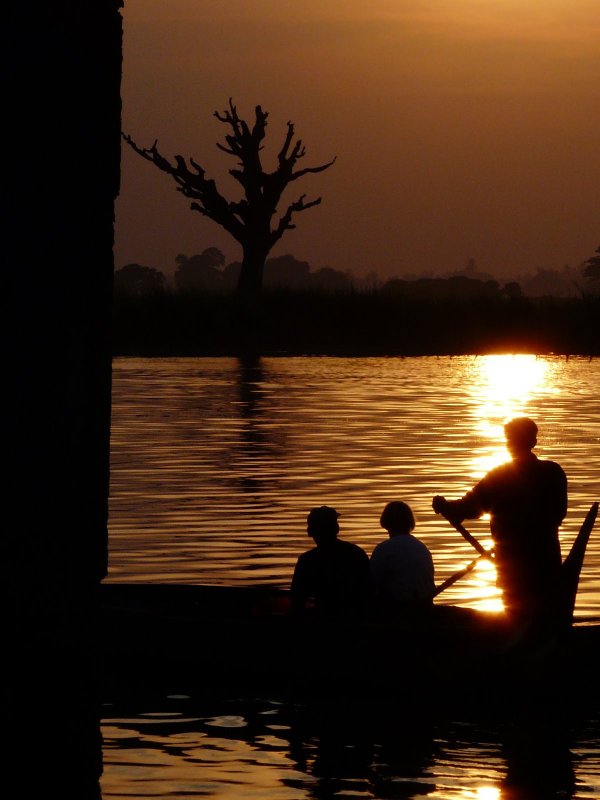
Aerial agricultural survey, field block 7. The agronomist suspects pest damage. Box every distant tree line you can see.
[115,250,354,296]
[115,245,600,300]
[583,246,600,282]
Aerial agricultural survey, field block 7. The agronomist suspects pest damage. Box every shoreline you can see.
[112,291,600,358]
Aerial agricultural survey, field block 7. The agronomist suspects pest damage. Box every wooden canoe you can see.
[98,503,598,708]
[97,582,599,708]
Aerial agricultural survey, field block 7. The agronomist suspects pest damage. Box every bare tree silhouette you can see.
[123,100,335,299]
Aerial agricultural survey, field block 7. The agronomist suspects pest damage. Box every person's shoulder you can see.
[410,534,432,551]
[404,535,433,557]
[540,458,567,479]
[369,539,391,562]
[482,460,513,481]
[296,546,319,565]
[472,462,510,494]
[370,538,390,554]
[542,457,565,471]
[339,538,369,560]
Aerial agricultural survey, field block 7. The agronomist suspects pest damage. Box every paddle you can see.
[432,502,495,597]
[432,498,494,559]
[433,551,492,597]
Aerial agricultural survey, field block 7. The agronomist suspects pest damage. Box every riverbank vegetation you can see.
[112,286,600,357]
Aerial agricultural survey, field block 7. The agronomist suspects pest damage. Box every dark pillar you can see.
[6,3,123,794]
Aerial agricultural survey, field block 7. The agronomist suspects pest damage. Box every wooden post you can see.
[6,2,123,791]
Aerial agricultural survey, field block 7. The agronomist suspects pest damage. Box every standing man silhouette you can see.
[433,417,567,622]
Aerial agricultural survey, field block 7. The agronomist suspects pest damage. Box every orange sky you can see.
[116,0,600,278]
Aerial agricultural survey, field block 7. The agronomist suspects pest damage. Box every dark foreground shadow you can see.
[9,587,104,799]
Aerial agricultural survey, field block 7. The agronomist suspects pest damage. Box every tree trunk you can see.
[238,242,270,299]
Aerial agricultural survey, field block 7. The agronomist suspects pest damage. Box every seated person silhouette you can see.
[370,501,435,617]
[290,506,371,618]
[433,417,567,624]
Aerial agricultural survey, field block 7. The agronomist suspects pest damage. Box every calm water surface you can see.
[102,355,600,799]
[106,355,600,615]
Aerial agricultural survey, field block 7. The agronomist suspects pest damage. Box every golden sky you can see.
[116,0,600,278]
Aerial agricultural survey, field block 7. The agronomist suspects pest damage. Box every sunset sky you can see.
[116,0,600,279]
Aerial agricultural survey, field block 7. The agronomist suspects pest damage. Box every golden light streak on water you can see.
[433,788,501,800]
[475,788,500,800]
[454,788,501,800]
[467,559,504,612]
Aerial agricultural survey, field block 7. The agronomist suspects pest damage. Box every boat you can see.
[98,504,599,709]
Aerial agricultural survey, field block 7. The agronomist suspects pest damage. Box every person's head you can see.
[380,501,415,536]
[307,505,340,545]
[504,417,538,458]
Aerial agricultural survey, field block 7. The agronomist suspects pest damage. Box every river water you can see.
[101,355,600,798]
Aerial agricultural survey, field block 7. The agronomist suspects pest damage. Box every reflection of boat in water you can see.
[99,504,598,708]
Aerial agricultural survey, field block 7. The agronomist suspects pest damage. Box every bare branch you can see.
[290,139,306,162]
[189,157,205,178]
[214,101,268,158]
[277,121,295,164]
[215,142,237,156]
[121,131,244,242]
[271,194,322,245]
[291,156,337,182]
[273,117,336,185]
[251,105,269,145]
[214,98,242,135]
[229,168,245,186]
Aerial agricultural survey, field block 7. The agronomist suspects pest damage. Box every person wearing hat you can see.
[370,501,435,617]
[432,417,567,622]
[290,506,371,617]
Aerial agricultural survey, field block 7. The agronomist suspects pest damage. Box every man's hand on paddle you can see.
[432,495,494,560]
[433,495,463,526]
[432,495,457,520]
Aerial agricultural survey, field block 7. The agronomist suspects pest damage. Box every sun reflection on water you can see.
[472,788,500,800]
[469,560,503,612]
[470,354,554,480]
[432,781,502,799]
[457,355,557,612]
